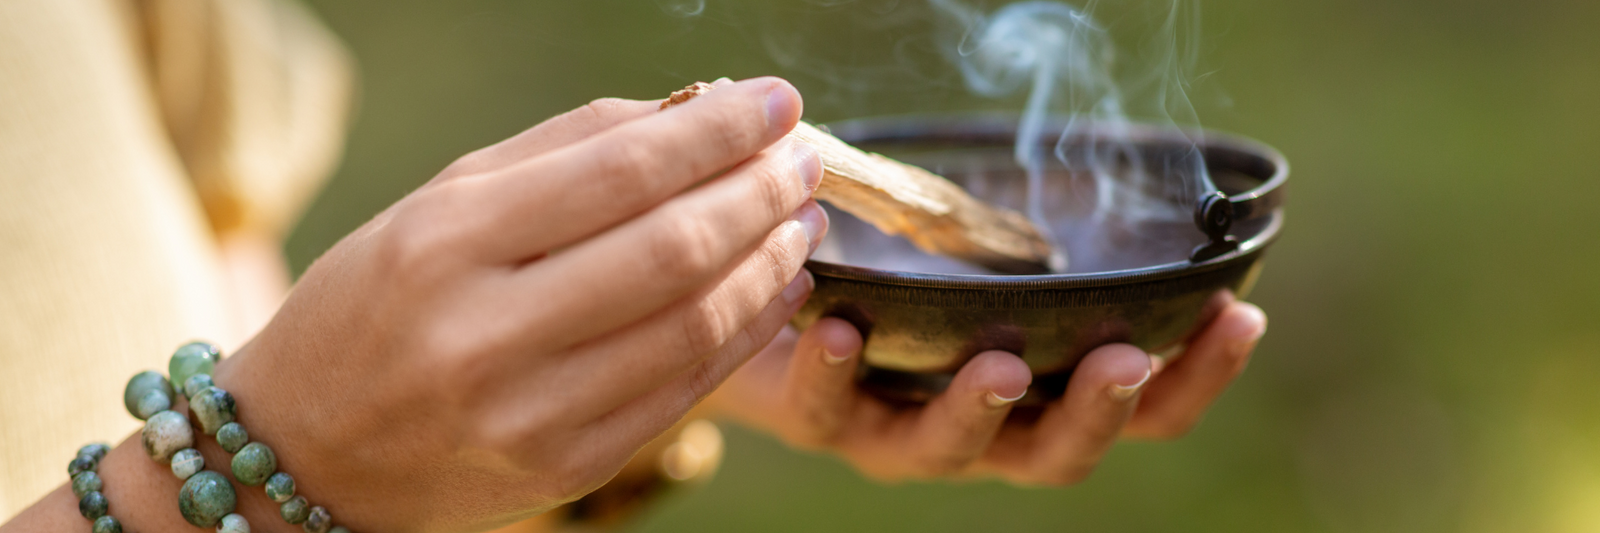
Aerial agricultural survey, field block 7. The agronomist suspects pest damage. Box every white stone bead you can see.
[141,410,194,462]
[216,513,250,533]
[171,448,204,479]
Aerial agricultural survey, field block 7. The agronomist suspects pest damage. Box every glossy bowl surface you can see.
[793,115,1287,404]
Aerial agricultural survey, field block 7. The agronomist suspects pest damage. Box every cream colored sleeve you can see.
[0,0,353,519]
[139,0,357,237]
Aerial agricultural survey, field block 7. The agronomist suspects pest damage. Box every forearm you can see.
[1,485,81,532]
[5,433,200,532]
[2,382,311,533]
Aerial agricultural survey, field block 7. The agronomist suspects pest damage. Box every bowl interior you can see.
[813,117,1278,276]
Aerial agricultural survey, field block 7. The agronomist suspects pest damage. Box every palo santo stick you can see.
[662,82,1059,274]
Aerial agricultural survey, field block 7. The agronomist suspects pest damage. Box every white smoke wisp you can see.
[930,0,1218,271]
[656,0,707,18]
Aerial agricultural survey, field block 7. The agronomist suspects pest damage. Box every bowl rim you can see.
[805,114,1287,290]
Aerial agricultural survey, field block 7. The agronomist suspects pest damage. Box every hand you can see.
[191,78,826,532]
[710,298,1267,485]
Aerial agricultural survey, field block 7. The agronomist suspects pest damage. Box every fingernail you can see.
[1230,303,1268,355]
[792,142,822,196]
[987,390,1026,408]
[782,269,814,307]
[765,84,801,132]
[1149,354,1167,375]
[712,77,735,87]
[822,347,852,366]
[1108,365,1153,402]
[794,201,828,254]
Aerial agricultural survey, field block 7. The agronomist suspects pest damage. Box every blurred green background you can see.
[287,0,1600,531]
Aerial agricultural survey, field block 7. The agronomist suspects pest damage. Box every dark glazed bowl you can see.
[791,115,1287,405]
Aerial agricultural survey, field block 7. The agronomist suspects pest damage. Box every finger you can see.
[539,202,825,418]
[432,98,662,183]
[776,317,866,449]
[983,344,1151,486]
[704,325,801,423]
[1123,302,1266,440]
[895,350,1032,477]
[514,141,823,351]
[461,77,805,260]
[587,269,816,453]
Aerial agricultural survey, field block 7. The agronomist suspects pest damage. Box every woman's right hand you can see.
[185,78,825,533]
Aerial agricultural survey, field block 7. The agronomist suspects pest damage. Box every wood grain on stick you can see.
[661,82,1058,274]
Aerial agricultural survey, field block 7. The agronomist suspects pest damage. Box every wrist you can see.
[100,401,305,533]
[211,337,438,532]
[205,348,362,532]
[5,348,363,533]
[2,428,266,533]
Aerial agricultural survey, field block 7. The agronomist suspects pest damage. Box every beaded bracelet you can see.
[104,341,352,533]
[66,442,121,532]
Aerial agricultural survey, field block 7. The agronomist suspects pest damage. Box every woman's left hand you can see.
[709,298,1267,485]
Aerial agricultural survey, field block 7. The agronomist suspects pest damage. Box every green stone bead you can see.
[302,506,331,533]
[280,496,311,524]
[135,389,173,420]
[231,442,276,486]
[68,455,97,477]
[178,471,237,527]
[78,491,108,519]
[328,527,351,533]
[175,340,223,362]
[71,471,103,498]
[189,386,237,435]
[183,374,215,399]
[169,342,220,393]
[91,515,122,533]
[217,422,249,453]
[264,472,295,503]
[171,448,204,479]
[77,443,111,462]
[141,410,194,462]
[218,513,251,533]
[124,371,174,420]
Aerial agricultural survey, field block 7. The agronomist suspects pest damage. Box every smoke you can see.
[652,0,1222,273]
[930,0,1217,272]
[655,0,707,17]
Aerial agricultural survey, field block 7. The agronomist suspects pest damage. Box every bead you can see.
[169,342,221,393]
[71,471,103,498]
[178,471,237,527]
[141,410,194,461]
[175,340,223,362]
[92,515,122,533]
[78,490,108,519]
[329,528,351,533]
[135,389,173,420]
[68,455,97,477]
[184,374,216,399]
[171,448,205,479]
[265,472,296,503]
[124,370,174,420]
[280,496,311,524]
[190,386,237,435]
[217,422,249,453]
[231,442,276,486]
[302,506,331,533]
[78,443,111,462]
[218,513,251,533]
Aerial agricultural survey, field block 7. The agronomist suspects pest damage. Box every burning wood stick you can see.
[662,82,1058,274]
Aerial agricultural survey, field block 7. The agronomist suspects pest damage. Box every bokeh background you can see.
[286,1,1600,531]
